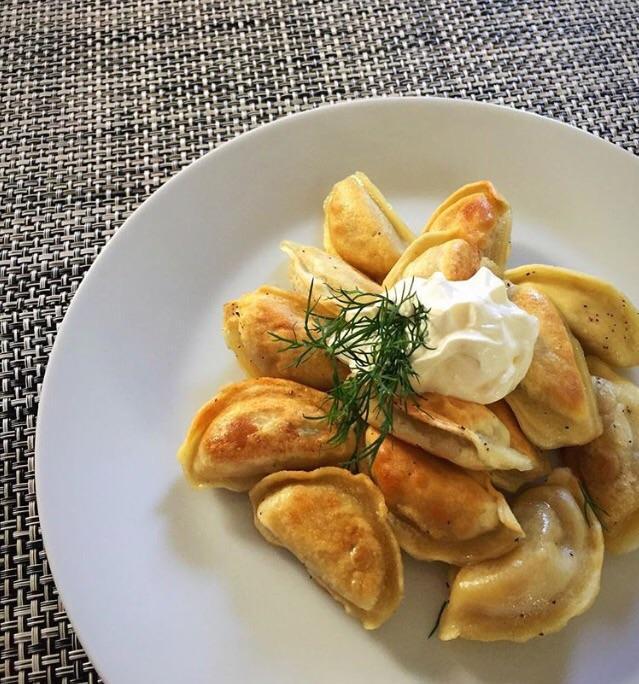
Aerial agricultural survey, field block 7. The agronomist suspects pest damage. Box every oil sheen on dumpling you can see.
[423,181,512,270]
[249,467,403,629]
[178,378,355,491]
[505,283,602,449]
[401,238,481,281]
[367,393,537,472]
[383,237,481,289]
[223,286,343,391]
[487,400,552,492]
[280,241,381,312]
[382,228,460,288]
[564,357,639,553]
[506,264,639,367]
[438,468,604,642]
[323,172,414,283]
[361,429,523,565]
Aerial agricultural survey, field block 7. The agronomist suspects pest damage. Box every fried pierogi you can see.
[564,357,639,554]
[438,468,604,642]
[367,393,537,472]
[224,286,343,390]
[487,400,551,492]
[177,171,637,641]
[505,283,602,449]
[394,237,481,284]
[280,240,381,312]
[178,378,355,490]
[423,181,512,270]
[382,228,463,288]
[323,172,414,282]
[506,264,639,367]
[361,429,523,565]
[250,467,403,629]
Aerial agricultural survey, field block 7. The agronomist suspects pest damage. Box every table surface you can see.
[1,1,638,682]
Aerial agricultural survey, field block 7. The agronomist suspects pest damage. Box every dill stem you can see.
[270,280,431,465]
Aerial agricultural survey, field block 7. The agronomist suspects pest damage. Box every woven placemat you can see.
[1,0,637,681]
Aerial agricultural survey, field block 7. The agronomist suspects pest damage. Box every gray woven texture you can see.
[1,0,638,681]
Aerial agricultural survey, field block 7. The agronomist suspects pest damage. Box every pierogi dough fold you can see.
[361,429,523,565]
[250,467,403,629]
[178,378,356,490]
[439,468,603,642]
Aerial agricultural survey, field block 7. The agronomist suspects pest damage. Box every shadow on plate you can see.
[159,477,639,684]
[372,550,639,684]
[158,479,256,569]
[368,555,575,684]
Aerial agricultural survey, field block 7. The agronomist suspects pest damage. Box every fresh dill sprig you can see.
[428,600,449,639]
[269,279,431,467]
[579,481,609,530]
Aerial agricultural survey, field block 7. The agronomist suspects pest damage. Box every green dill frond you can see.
[579,480,608,530]
[428,600,449,639]
[579,480,609,530]
[269,279,431,466]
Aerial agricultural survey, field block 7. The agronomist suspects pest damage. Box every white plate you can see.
[37,98,639,684]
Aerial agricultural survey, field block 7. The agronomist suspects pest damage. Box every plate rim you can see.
[34,95,639,682]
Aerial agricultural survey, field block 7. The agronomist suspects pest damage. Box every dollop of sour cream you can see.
[341,267,539,404]
[397,267,539,403]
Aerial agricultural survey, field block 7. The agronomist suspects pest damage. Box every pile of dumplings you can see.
[178,174,639,641]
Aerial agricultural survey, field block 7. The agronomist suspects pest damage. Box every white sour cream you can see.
[341,267,539,404]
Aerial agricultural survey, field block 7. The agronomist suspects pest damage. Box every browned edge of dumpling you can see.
[382,227,460,288]
[422,181,512,269]
[177,378,355,491]
[368,393,537,472]
[360,428,523,565]
[222,284,342,391]
[401,238,482,282]
[505,282,603,449]
[249,466,403,629]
